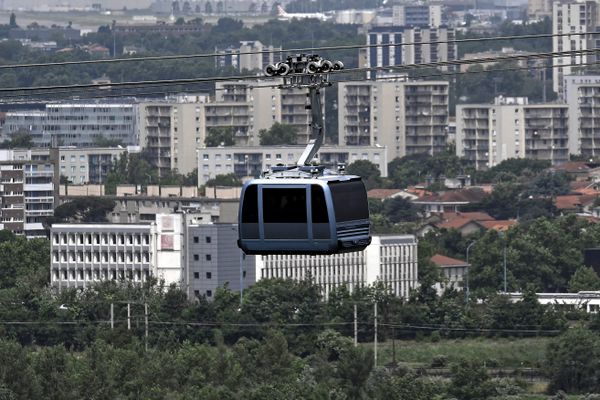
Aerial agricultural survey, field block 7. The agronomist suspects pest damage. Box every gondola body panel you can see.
[238,176,371,255]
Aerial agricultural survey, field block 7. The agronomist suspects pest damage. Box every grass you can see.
[372,337,551,369]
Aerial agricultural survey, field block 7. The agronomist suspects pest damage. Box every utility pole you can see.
[353,304,358,347]
[110,303,114,330]
[127,303,131,330]
[374,302,378,367]
[144,302,149,352]
[503,243,507,293]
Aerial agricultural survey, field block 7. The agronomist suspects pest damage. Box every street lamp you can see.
[465,241,476,306]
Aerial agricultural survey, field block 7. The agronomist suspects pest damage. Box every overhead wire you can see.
[0,47,596,101]
[0,30,592,71]
[0,47,595,98]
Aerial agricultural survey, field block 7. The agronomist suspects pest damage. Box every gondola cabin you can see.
[238,174,371,255]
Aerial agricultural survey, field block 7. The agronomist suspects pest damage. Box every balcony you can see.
[25,171,53,178]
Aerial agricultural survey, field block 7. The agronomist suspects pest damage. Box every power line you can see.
[1,49,596,101]
[0,47,592,97]
[0,30,591,71]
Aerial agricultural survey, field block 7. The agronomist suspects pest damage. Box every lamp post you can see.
[465,241,476,306]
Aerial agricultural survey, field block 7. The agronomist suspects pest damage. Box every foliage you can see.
[205,127,235,147]
[92,135,123,147]
[382,197,419,223]
[346,160,382,190]
[568,266,600,293]
[474,158,551,184]
[50,197,116,223]
[0,131,33,149]
[447,359,496,400]
[205,173,242,187]
[258,123,297,146]
[546,326,600,394]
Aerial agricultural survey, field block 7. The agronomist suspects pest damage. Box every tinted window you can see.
[263,188,307,223]
[241,185,258,223]
[329,180,369,222]
[311,185,329,223]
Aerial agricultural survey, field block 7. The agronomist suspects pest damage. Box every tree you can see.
[382,196,419,223]
[568,266,600,292]
[346,160,382,190]
[93,135,123,147]
[51,197,116,223]
[546,326,600,393]
[258,123,297,146]
[205,1,213,13]
[0,131,33,149]
[336,346,374,399]
[205,173,241,187]
[447,359,495,400]
[9,13,17,27]
[205,127,235,147]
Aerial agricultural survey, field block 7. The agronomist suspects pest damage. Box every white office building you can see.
[256,235,418,299]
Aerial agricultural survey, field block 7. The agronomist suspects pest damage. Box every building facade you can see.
[50,214,184,289]
[256,235,418,299]
[186,223,256,299]
[216,41,282,72]
[197,145,388,185]
[552,0,600,95]
[338,79,449,159]
[366,26,456,80]
[392,5,443,27]
[564,75,600,157]
[3,103,138,148]
[456,96,569,170]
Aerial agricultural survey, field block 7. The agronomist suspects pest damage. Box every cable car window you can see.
[328,180,369,222]
[263,188,307,239]
[311,185,330,239]
[241,185,259,239]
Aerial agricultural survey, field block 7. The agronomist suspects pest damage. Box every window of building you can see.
[206,290,212,297]
[193,236,199,243]
[206,272,212,279]
[193,254,199,261]
[205,236,211,243]
[206,254,212,261]
[194,272,200,279]
[194,290,200,296]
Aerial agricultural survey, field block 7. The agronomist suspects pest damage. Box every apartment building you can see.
[186,223,256,300]
[552,0,600,95]
[0,158,58,238]
[256,235,418,299]
[456,96,569,170]
[338,79,449,159]
[197,145,388,185]
[50,214,184,289]
[392,4,443,27]
[528,0,553,18]
[138,98,206,177]
[215,40,282,72]
[366,26,456,80]
[3,103,139,148]
[564,75,600,157]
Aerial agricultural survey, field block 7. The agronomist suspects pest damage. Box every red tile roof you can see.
[443,211,494,222]
[431,254,469,267]
[553,161,593,173]
[415,188,488,204]
[367,189,406,200]
[437,219,483,230]
[555,194,597,210]
[479,220,517,232]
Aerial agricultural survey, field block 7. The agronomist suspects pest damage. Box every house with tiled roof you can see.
[431,254,469,293]
[412,188,488,217]
[552,161,600,181]
[367,189,418,201]
[554,194,597,214]
[479,219,518,232]
[416,211,516,236]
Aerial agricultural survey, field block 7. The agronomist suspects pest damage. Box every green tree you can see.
[382,196,419,223]
[546,326,600,393]
[205,127,236,147]
[205,173,241,187]
[9,13,16,27]
[447,359,495,400]
[51,197,116,223]
[336,345,374,399]
[568,266,600,292]
[258,123,297,146]
[346,160,382,190]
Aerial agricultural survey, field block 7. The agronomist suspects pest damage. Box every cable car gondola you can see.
[237,54,371,255]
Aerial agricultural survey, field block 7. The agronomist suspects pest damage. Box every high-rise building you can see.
[0,158,58,238]
[456,96,569,170]
[365,26,456,80]
[552,0,600,95]
[215,41,282,72]
[338,79,449,159]
[528,0,553,18]
[392,4,443,27]
[255,235,418,299]
[563,74,600,157]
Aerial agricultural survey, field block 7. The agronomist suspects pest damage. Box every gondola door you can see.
[259,185,310,242]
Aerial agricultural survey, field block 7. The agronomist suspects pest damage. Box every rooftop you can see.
[431,254,469,268]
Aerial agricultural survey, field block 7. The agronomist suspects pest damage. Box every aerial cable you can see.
[0,30,593,71]
[0,47,594,96]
